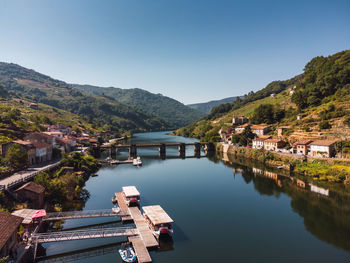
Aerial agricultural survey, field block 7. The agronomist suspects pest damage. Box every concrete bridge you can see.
[101,142,215,158]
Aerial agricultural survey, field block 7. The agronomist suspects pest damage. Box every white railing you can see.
[44,209,128,221]
[31,227,138,243]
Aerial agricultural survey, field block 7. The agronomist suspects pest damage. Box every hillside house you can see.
[270,93,276,97]
[28,103,38,109]
[252,137,268,149]
[43,131,64,138]
[24,132,56,147]
[263,139,285,151]
[0,212,23,258]
[293,140,312,155]
[13,140,36,165]
[32,142,52,163]
[277,126,290,137]
[251,125,270,135]
[47,124,72,135]
[14,182,45,209]
[232,115,248,125]
[309,140,336,158]
[235,123,249,134]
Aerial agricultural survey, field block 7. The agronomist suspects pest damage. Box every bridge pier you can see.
[129,144,137,158]
[204,143,215,153]
[109,146,116,158]
[178,143,185,158]
[158,144,166,159]
[194,143,201,157]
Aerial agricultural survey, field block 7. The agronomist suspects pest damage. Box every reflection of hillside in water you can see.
[218,152,350,251]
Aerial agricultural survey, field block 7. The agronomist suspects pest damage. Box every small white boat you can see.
[118,244,136,262]
[112,206,120,214]
[133,157,142,166]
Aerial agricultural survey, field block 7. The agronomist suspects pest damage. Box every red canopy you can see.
[32,209,46,219]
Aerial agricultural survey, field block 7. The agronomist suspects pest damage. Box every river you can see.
[39,131,350,263]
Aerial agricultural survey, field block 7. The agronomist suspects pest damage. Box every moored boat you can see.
[118,243,136,263]
[133,156,142,166]
[142,205,174,238]
[122,186,140,206]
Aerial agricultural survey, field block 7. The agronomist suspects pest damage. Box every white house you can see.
[252,138,267,149]
[309,140,336,158]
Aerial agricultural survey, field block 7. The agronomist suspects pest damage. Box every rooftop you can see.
[294,140,313,146]
[15,181,45,194]
[310,140,336,146]
[122,186,140,197]
[142,205,173,225]
[0,212,23,249]
[251,124,269,129]
[11,209,36,224]
[265,139,283,143]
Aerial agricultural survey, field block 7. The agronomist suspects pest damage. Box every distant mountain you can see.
[0,62,170,134]
[187,96,242,114]
[71,84,204,128]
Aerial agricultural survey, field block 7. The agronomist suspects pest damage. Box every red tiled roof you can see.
[294,140,312,146]
[0,212,23,250]
[251,125,269,129]
[310,140,336,146]
[265,139,283,143]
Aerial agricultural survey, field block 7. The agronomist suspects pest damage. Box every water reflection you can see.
[220,152,350,251]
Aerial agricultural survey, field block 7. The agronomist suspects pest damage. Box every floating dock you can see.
[115,191,158,263]
[115,192,132,222]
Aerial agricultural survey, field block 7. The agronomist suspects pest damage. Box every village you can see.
[219,115,343,159]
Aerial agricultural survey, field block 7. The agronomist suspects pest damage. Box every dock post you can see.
[178,143,185,158]
[129,144,137,158]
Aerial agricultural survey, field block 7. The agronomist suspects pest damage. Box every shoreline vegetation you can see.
[0,151,100,213]
[221,144,350,184]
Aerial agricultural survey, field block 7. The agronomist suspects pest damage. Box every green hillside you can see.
[187,96,242,114]
[175,50,350,142]
[0,62,170,135]
[0,98,97,141]
[71,84,204,128]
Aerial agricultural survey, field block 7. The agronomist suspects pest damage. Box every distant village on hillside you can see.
[220,115,344,159]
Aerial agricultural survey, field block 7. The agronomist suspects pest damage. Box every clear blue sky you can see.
[0,0,349,104]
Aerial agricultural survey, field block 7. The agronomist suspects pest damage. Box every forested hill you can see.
[71,84,204,128]
[187,96,242,114]
[175,50,350,142]
[0,62,170,134]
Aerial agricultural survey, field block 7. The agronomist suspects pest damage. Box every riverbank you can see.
[220,143,350,184]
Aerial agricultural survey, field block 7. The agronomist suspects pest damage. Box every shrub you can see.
[319,120,332,129]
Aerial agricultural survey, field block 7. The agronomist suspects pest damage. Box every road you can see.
[0,160,61,190]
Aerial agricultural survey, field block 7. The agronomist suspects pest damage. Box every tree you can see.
[4,144,28,170]
[319,120,332,129]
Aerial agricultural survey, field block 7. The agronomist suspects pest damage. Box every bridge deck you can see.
[31,227,137,243]
[102,142,205,148]
[43,209,129,221]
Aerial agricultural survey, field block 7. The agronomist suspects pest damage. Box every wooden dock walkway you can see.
[128,236,152,263]
[115,192,132,221]
[115,192,158,263]
[128,207,158,248]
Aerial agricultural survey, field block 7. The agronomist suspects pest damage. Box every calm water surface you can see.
[40,131,350,262]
